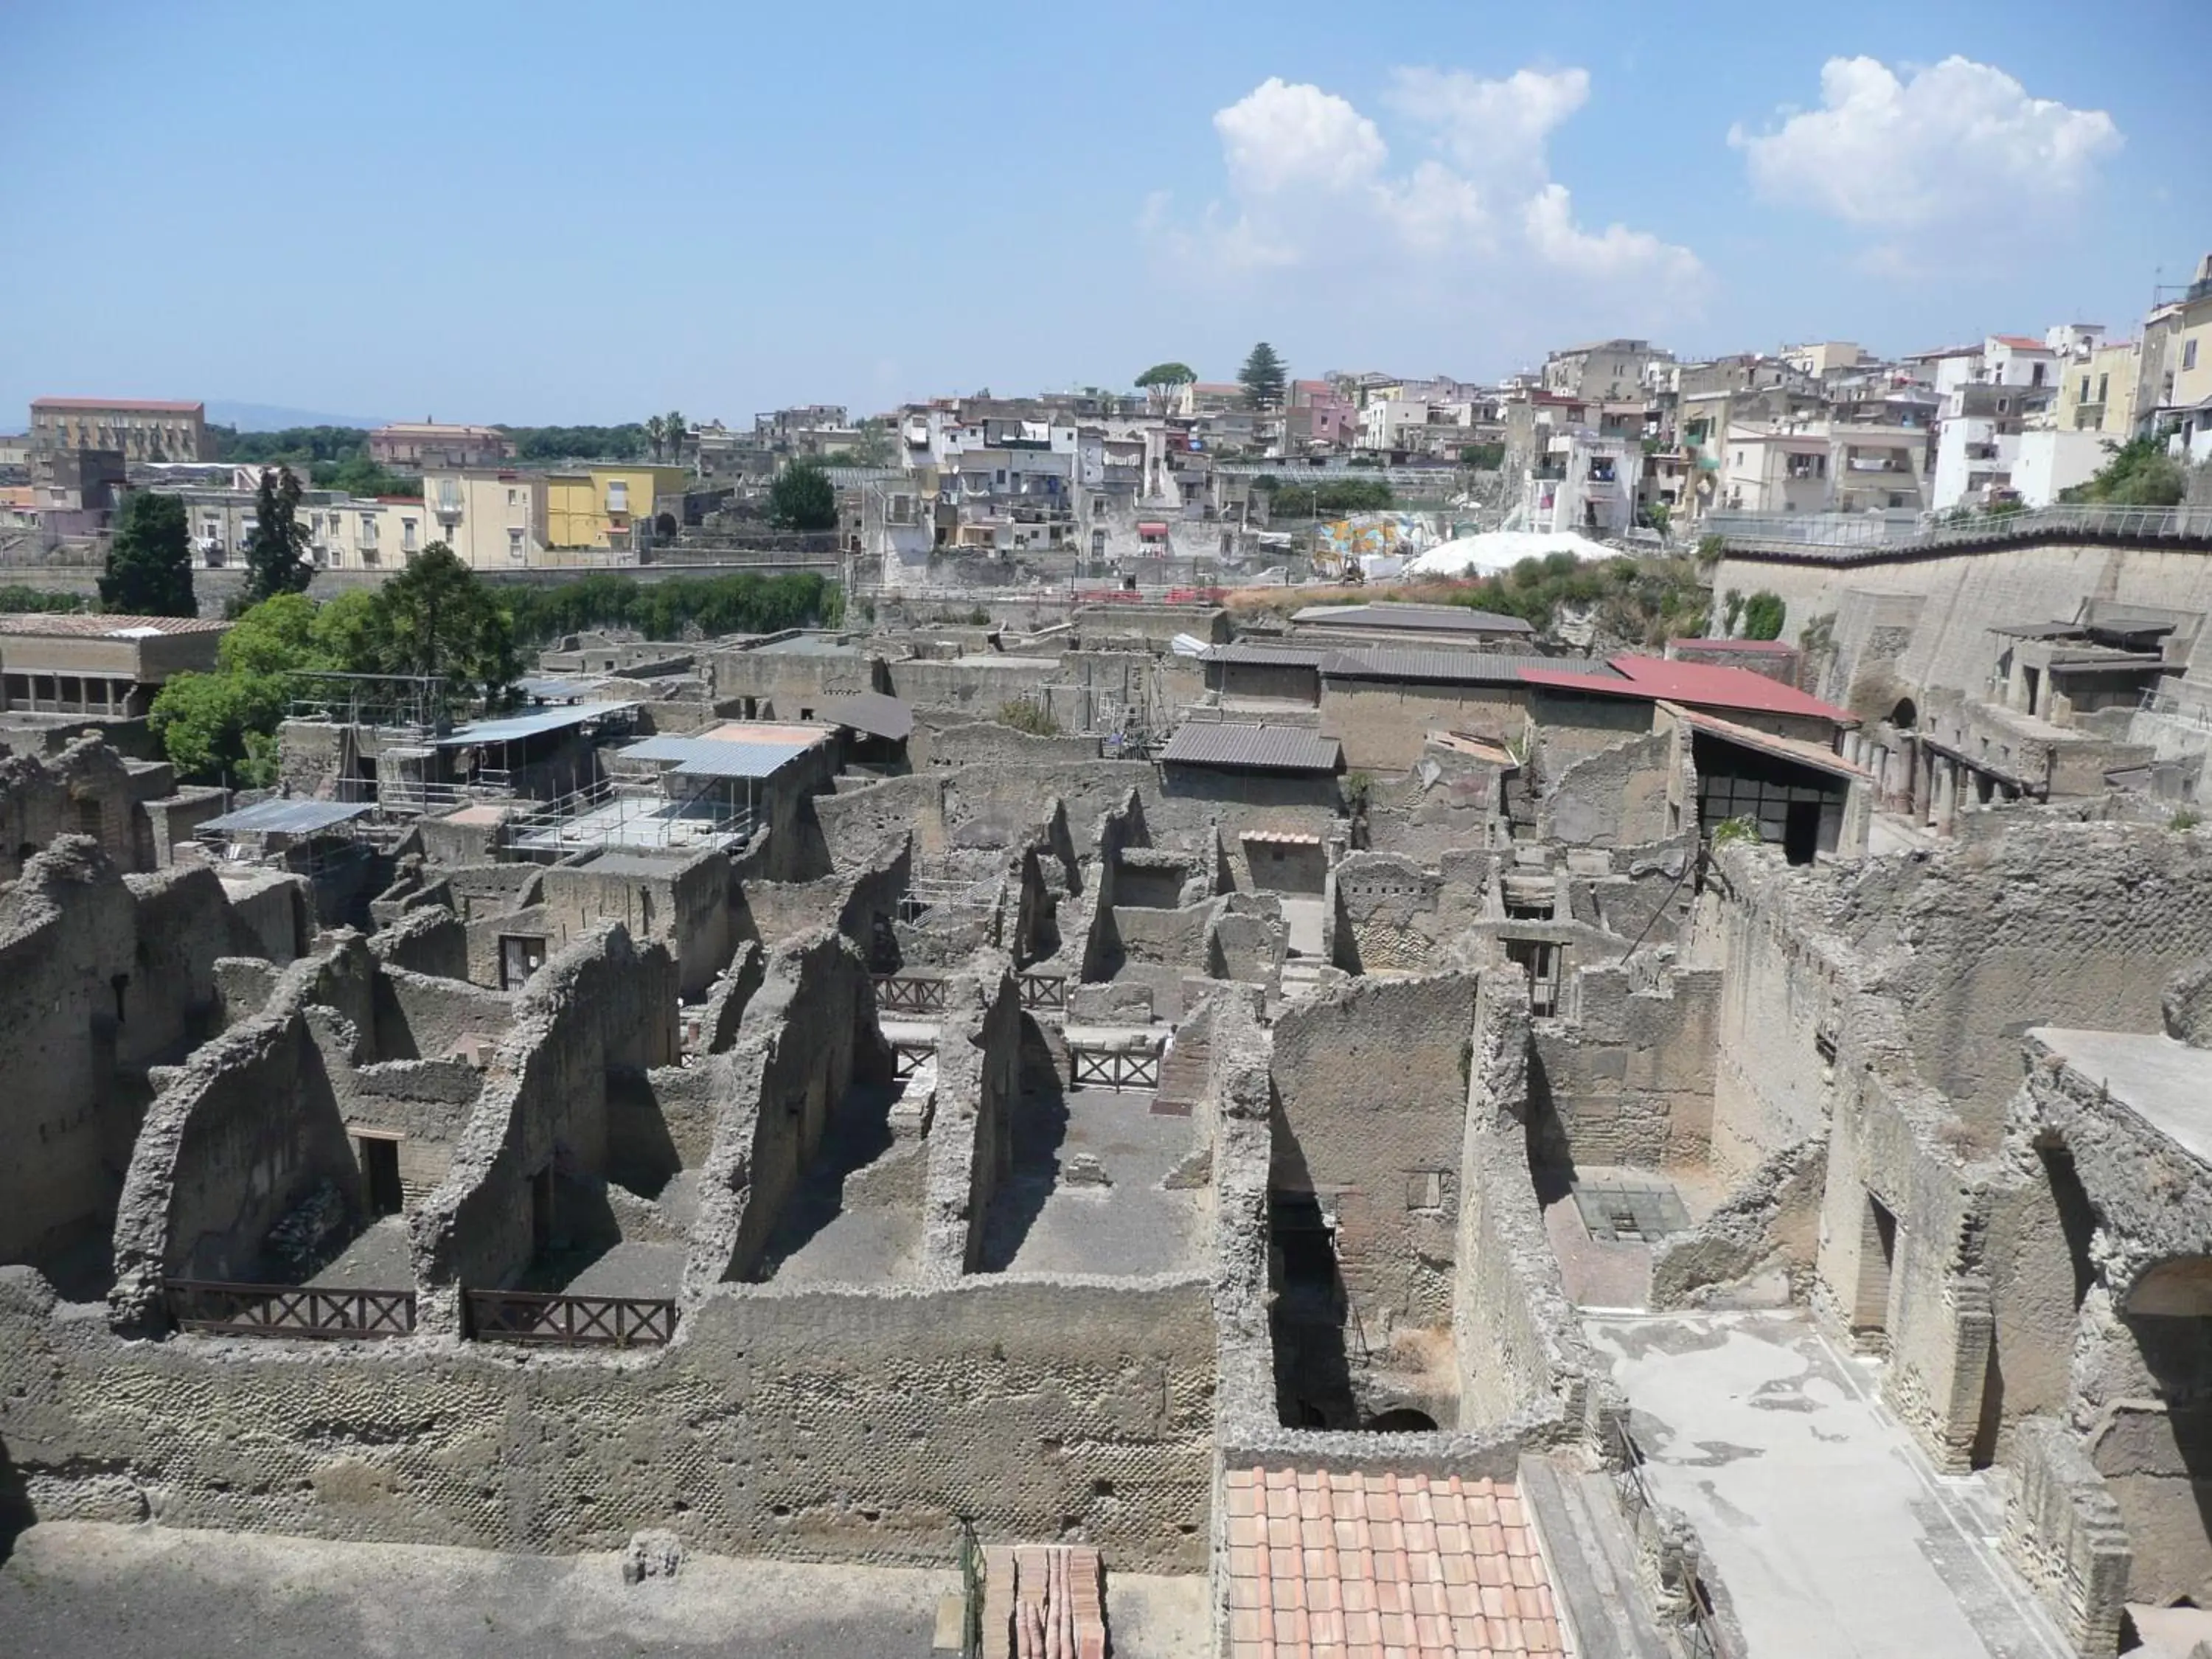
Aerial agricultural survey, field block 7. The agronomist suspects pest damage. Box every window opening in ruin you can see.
[500,935,546,990]
[1503,937,1559,1017]
[1365,1408,1439,1433]
[360,1135,403,1217]
[1271,1191,1336,1292]
[2039,1143,2099,1312]
[1855,1192,1899,1342]
[1783,801,1821,866]
[1405,1170,1446,1212]
[1891,698,1918,729]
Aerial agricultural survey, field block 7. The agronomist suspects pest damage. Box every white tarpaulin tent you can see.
[1405,529,1615,578]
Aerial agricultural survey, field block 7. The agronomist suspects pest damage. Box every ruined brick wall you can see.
[539,851,734,1001]
[369,966,512,1062]
[1331,852,1490,975]
[0,737,142,880]
[1270,974,1476,1338]
[1531,962,1720,1169]
[1320,681,1524,772]
[0,1268,1214,1571]
[921,960,1024,1276]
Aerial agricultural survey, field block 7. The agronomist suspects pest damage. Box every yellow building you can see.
[545,465,691,552]
[423,467,549,568]
[2053,338,2142,434]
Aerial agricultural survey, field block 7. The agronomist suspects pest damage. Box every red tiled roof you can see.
[1222,1467,1565,1658]
[1992,335,2052,352]
[32,397,204,414]
[0,612,228,636]
[1520,655,1854,724]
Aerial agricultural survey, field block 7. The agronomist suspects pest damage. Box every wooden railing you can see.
[464,1289,676,1348]
[874,973,949,1013]
[1070,1046,1159,1091]
[1016,971,1068,1012]
[164,1279,416,1340]
[890,1037,938,1080]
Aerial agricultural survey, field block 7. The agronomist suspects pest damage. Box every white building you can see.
[1523,430,1643,535]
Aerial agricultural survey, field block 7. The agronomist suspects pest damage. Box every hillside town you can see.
[8,12,2212,1647]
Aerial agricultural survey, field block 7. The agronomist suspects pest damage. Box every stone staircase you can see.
[1152,1022,1210,1116]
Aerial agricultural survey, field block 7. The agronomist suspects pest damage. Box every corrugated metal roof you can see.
[1519,656,1856,724]
[619,735,813,779]
[1203,641,1335,667]
[1677,706,1870,780]
[815,689,914,741]
[435,702,637,747]
[1291,602,1534,635]
[201,799,374,835]
[1325,648,1621,686]
[518,676,596,701]
[1158,722,1342,772]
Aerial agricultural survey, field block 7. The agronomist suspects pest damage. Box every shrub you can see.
[998,699,1060,737]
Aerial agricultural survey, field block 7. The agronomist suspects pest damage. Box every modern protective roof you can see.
[1519,655,1855,724]
[0,612,229,637]
[1203,641,1336,668]
[1158,721,1342,773]
[1675,706,1870,781]
[435,702,636,747]
[1292,602,1534,636]
[517,676,597,702]
[1325,648,1621,686]
[1666,637,1798,654]
[619,734,817,779]
[814,689,914,741]
[200,799,373,835]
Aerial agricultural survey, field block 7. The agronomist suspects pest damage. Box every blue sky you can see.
[2,0,2205,428]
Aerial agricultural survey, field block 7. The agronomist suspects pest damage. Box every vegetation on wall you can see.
[1256,476,1395,515]
[1436,551,1712,646]
[501,424,650,462]
[997,699,1061,737]
[1739,591,1787,641]
[0,585,88,614]
[2060,434,2188,507]
[99,493,197,617]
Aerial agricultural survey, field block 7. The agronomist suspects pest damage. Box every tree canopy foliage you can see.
[2061,435,2189,507]
[100,492,196,616]
[1739,591,1787,641]
[1135,362,1196,389]
[1238,341,1287,411]
[1262,477,1394,516]
[242,467,314,605]
[503,571,839,644]
[501,424,649,462]
[1433,552,1712,647]
[767,458,838,531]
[0,585,88,615]
[150,550,519,785]
[212,425,369,465]
[309,455,420,498]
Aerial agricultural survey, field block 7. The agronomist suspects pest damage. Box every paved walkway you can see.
[1584,1310,2071,1659]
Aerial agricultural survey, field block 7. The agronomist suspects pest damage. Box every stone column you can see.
[1934,759,1959,837]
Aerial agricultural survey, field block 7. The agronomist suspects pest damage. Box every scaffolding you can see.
[504,776,757,858]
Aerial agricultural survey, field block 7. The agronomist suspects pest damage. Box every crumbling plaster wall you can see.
[0,736,144,880]
[920,959,1026,1278]
[1537,728,1678,849]
[540,850,734,1001]
[1332,850,1492,976]
[1270,974,1476,1339]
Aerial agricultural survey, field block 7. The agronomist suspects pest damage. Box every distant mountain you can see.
[205,400,392,432]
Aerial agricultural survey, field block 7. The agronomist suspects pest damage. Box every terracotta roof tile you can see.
[1225,1467,1565,1658]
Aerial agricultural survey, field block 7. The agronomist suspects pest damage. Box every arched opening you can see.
[1363,1408,1439,1433]
[1889,697,1918,730]
[2106,1256,2212,1603]
[653,511,678,542]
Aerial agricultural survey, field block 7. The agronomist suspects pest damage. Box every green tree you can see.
[768,459,838,531]
[664,409,687,466]
[242,467,313,603]
[149,671,287,785]
[358,543,519,697]
[1135,361,1197,413]
[1740,591,1787,641]
[1458,441,1506,470]
[1237,341,1287,411]
[310,587,383,669]
[841,419,895,467]
[217,591,325,676]
[310,454,420,498]
[99,492,196,616]
[644,414,669,461]
[2062,434,2187,507]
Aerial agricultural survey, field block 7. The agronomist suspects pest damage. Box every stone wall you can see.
[0,1267,1214,1571]
[1332,850,1492,975]
[1537,730,1678,849]
[920,959,1026,1276]
[1531,961,1720,1170]
[539,849,734,1000]
[1319,681,1526,772]
[1270,974,1476,1338]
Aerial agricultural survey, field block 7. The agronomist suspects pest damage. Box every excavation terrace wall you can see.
[0,1267,1214,1570]
[1531,961,1720,1171]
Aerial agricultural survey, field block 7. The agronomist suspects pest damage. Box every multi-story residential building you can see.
[754,406,850,448]
[546,465,692,552]
[300,497,425,571]
[366,422,516,469]
[1520,427,1643,535]
[424,468,549,567]
[1283,381,1355,451]
[0,434,29,467]
[2138,254,2212,462]
[1541,338,1672,403]
[30,398,212,462]
[2053,337,2141,434]
[1717,422,1929,515]
[1781,342,1869,378]
[1931,383,2052,509]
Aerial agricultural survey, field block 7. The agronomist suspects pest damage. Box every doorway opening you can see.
[359,1135,403,1217]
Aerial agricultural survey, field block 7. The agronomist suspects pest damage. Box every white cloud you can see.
[1214,77,1385,196]
[1730,55,2122,229]
[1146,66,1701,310]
